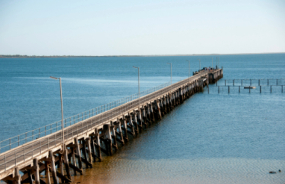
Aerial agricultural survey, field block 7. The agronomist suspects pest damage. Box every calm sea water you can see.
[0,54,285,183]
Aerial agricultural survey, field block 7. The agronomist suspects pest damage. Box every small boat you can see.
[244,86,256,89]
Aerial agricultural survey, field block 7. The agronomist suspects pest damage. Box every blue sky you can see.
[0,0,284,55]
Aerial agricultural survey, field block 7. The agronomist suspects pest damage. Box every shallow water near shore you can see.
[0,54,285,183]
[70,92,285,184]
[71,158,284,184]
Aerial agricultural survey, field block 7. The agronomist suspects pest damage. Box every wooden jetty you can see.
[0,68,223,184]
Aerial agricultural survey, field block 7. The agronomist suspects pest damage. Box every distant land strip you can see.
[0,52,284,58]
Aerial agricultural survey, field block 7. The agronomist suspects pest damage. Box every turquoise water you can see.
[0,54,285,183]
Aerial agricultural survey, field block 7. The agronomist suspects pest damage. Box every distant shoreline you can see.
[0,52,284,58]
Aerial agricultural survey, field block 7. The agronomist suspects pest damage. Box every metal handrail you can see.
[0,81,172,153]
[0,70,209,174]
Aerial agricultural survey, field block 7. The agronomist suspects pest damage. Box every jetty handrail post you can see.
[4,154,6,171]
[50,76,65,151]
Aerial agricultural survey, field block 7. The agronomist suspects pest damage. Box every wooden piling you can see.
[90,137,97,161]
[82,139,89,166]
[49,151,58,184]
[133,111,139,135]
[110,122,118,150]
[13,167,21,184]
[116,119,124,145]
[103,124,113,156]
[95,128,102,161]
[33,158,40,184]
[45,161,51,184]
[63,147,71,179]
[156,100,162,120]
[127,113,136,136]
[74,137,83,170]
[86,138,93,164]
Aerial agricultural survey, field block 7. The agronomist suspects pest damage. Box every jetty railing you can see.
[0,71,208,173]
[0,81,174,154]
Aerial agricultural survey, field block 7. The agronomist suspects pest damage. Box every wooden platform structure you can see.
[0,69,223,184]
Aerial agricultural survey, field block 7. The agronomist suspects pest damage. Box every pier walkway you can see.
[0,69,223,184]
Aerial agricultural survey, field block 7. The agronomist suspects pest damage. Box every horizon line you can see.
[0,52,284,58]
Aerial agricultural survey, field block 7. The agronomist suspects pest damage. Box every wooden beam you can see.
[74,154,92,168]
[69,163,83,175]
[56,171,71,183]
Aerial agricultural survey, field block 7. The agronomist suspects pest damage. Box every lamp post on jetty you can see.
[218,57,220,68]
[198,59,201,71]
[50,76,65,150]
[167,63,172,84]
[187,60,190,83]
[133,66,140,110]
[187,60,190,78]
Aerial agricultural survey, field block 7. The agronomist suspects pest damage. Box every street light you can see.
[198,59,201,71]
[218,57,220,68]
[132,66,140,97]
[50,76,64,150]
[167,63,172,84]
[187,60,190,78]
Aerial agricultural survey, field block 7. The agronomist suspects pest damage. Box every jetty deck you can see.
[0,69,223,184]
